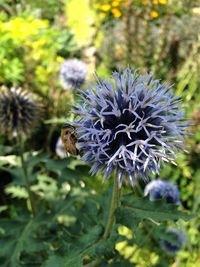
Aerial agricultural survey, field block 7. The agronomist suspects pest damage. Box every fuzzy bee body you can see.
[61,123,79,156]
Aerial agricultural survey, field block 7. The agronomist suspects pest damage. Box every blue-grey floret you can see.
[144,179,180,204]
[60,58,87,89]
[160,228,186,254]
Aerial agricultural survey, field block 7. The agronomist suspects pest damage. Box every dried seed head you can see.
[0,86,41,137]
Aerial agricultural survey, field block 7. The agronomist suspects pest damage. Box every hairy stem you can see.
[83,175,120,267]
[103,174,119,239]
[18,135,36,216]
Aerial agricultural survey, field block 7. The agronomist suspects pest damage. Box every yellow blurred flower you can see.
[56,56,64,63]
[150,10,158,18]
[100,4,111,12]
[99,12,106,19]
[152,0,158,5]
[159,0,167,4]
[142,0,148,5]
[94,3,100,9]
[1,17,48,41]
[112,0,120,7]
[111,8,122,18]
[35,66,48,82]
[118,226,133,239]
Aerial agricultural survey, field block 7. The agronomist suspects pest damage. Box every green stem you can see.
[83,175,120,267]
[18,135,36,216]
[103,174,119,239]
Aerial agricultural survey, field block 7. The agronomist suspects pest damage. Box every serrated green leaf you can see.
[115,207,141,230]
[116,195,193,226]
[5,185,28,199]
[64,255,82,267]
[79,225,103,246]
[0,155,19,166]
[0,218,37,267]
[42,255,65,267]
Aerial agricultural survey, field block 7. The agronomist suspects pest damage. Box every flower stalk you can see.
[83,175,120,267]
[18,135,36,216]
[103,174,120,239]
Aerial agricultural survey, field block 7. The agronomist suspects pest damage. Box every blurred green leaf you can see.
[116,195,193,228]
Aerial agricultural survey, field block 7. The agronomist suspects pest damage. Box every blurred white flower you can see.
[56,137,66,158]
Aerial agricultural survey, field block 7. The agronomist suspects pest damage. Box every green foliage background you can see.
[0,0,200,266]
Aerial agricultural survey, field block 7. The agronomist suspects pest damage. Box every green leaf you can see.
[79,225,103,246]
[5,185,28,199]
[0,145,13,156]
[116,195,193,228]
[0,218,43,267]
[94,239,115,258]
[0,155,19,166]
[115,207,140,230]
[42,255,65,267]
[63,254,82,267]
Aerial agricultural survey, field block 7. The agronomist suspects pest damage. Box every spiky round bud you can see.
[60,59,87,89]
[160,229,186,254]
[144,179,180,204]
[72,68,189,187]
[0,87,41,136]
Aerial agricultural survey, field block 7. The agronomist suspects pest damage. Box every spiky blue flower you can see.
[160,228,186,254]
[60,58,87,89]
[73,68,188,187]
[144,179,180,204]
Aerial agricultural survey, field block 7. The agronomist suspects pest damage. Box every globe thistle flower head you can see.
[144,179,180,204]
[0,87,41,136]
[73,68,188,187]
[160,228,186,254]
[60,58,87,90]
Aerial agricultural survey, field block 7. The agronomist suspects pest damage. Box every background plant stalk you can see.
[17,135,36,216]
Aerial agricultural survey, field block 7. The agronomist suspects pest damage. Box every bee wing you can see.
[64,139,78,155]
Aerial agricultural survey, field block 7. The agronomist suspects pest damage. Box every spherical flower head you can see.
[60,58,87,90]
[56,137,66,158]
[73,68,188,187]
[0,87,41,136]
[144,179,180,204]
[160,228,186,254]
